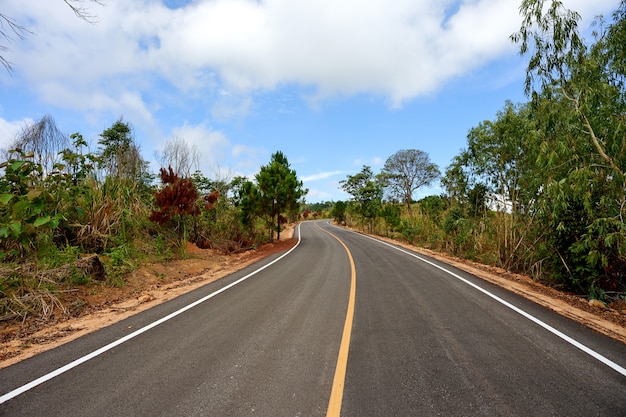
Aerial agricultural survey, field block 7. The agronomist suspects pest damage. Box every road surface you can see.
[1,220,625,416]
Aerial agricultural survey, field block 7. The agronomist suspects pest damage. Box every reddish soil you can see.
[0,227,296,368]
[1,223,624,369]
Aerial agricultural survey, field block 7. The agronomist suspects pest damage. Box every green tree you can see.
[380,204,401,236]
[231,176,260,237]
[513,0,626,294]
[460,101,541,268]
[331,201,347,225]
[255,151,305,241]
[442,154,471,206]
[379,149,440,217]
[340,166,383,233]
[98,119,148,183]
[0,150,63,262]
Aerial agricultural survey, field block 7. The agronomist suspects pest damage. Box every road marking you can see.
[0,224,303,405]
[339,225,626,377]
[315,223,356,417]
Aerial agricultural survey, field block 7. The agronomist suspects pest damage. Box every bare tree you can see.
[0,13,29,72]
[4,114,69,175]
[63,0,104,23]
[1,0,104,73]
[155,136,200,178]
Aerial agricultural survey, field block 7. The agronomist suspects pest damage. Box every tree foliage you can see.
[98,119,147,182]
[510,0,626,293]
[379,149,440,216]
[149,167,199,231]
[256,151,306,240]
[340,166,383,233]
[0,114,308,323]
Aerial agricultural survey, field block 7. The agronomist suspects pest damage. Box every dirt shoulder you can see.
[1,223,624,369]
[0,226,296,368]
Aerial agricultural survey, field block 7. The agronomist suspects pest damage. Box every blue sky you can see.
[0,0,619,202]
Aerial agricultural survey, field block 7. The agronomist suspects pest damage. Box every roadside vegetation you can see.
[1,0,624,329]
[330,1,626,307]
[0,118,305,325]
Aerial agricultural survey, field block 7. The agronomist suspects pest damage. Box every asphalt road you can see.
[1,220,625,416]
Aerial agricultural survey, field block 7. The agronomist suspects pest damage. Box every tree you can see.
[1,1,104,73]
[512,0,626,294]
[379,149,440,217]
[98,119,148,183]
[149,167,199,243]
[0,12,29,73]
[3,114,69,176]
[340,166,383,233]
[442,154,471,206]
[230,176,260,236]
[155,136,200,178]
[331,200,347,225]
[255,151,305,241]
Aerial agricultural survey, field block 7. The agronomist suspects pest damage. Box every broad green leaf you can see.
[9,221,21,235]
[33,215,51,228]
[10,160,26,171]
[0,194,13,205]
[13,200,31,216]
[50,217,61,229]
[26,189,43,201]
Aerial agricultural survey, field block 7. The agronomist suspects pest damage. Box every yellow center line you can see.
[316,223,356,417]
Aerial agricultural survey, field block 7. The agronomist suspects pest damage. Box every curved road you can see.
[1,221,625,416]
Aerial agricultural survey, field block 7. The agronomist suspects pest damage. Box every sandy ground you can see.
[1,223,624,369]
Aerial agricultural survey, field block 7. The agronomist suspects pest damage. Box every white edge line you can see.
[0,224,303,405]
[335,224,626,377]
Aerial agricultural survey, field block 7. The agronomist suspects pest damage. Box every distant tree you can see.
[340,166,383,233]
[418,195,447,223]
[442,154,471,206]
[4,114,69,176]
[379,149,440,217]
[256,151,305,240]
[155,136,200,178]
[230,176,260,236]
[149,167,199,242]
[379,204,401,236]
[331,200,347,225]
[98,119,148,183]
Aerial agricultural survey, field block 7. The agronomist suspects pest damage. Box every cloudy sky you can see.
[0,0,619,202]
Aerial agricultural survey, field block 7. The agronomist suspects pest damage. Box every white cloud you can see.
[301,170,347,182]
[211,94,253,122]
[0,117,32,150]
[168,122,230,165]
[305,188,332,202]
[1,0,619,116]
[353,156,384,167]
